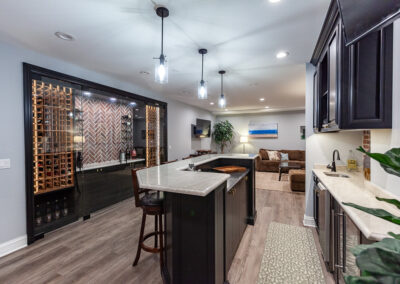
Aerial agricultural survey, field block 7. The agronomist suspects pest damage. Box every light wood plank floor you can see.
[0,189,333,284]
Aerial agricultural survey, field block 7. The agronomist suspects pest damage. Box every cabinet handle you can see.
[342,213,346,273]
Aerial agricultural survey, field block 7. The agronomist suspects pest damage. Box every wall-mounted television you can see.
[194,119,211,138]
[337,0,400,45]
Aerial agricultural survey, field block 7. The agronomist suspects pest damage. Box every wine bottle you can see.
[35,204,42,226]
[54,199,61,220]
[45,201,52,223]
[62,197,69,216]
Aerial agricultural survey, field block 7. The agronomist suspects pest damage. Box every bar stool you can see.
[131,169,164,271]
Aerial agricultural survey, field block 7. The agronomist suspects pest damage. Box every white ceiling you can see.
[0,0,329,114]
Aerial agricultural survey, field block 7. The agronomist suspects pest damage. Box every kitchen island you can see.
[137,154,258,284]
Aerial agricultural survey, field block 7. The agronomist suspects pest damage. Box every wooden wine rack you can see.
[146,105,160,167]
[32,80,74,195]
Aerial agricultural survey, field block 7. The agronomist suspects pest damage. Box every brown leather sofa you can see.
[256,149,306,172]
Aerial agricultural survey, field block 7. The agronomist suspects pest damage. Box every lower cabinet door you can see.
[225,188,235,270]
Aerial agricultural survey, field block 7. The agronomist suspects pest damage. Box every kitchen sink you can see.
[323,172,350,178]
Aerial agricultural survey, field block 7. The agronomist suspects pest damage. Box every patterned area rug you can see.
[257,222,325,284]
[256,172,291,192]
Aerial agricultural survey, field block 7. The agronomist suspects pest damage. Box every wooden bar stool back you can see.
[131,168,164,270]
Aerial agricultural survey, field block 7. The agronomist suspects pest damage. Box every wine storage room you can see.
[24,64,167,244]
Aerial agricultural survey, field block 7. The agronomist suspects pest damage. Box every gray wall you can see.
[216,111,306,154]
[168,100,215,161]
[0,39,214,246]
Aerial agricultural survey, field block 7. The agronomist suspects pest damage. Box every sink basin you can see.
[324,172,350,178]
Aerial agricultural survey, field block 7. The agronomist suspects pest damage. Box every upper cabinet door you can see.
[340,24,393,129]
[313,70,320,132]
[328,27,339,127]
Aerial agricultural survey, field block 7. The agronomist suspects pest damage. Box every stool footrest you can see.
[141,231,163,253]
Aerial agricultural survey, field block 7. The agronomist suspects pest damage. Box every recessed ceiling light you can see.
[276,51,289,59]
[225,109,229,111]
[210,102,214,105]
[110,97,117,102]
[260,98,265,102]
[54,31,74,41]
[136,109,139,111]
[269,0,281,3]
[265,106,270,109]
[130,102,137,106]
[139,71,150,75]
[82,91,91,97]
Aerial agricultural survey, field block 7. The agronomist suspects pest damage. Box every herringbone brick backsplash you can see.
[76,97,134,165]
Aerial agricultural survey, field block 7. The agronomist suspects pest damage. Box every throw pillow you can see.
[267,150,281,161]
[260,149,269,160]
[281,152,289,161]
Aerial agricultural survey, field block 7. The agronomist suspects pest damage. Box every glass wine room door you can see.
[29,76,81,243]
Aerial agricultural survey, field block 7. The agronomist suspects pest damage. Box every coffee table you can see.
[279,162,301,181]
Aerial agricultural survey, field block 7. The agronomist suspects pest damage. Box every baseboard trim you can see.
[303,215,316,228]
[0,235,27,258]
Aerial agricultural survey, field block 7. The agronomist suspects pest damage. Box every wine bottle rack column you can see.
[32,80,75,195]
[146,105,160,167]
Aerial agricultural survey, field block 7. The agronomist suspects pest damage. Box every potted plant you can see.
[212,120,234,154]
[342,147,400,283]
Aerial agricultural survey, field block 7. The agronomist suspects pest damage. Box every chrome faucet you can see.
[327,149,341,172]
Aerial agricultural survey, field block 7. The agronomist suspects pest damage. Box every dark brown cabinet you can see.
[311,1,393,132]
[225,176,248,271]
[77,164,135,217]
[340,25,393,129]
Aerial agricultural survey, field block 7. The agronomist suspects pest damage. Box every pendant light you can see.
[198,49,208,100]
[154,7,169,84]
[218,70,226,108]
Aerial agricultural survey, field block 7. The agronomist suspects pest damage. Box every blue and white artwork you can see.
[248,122,278,138]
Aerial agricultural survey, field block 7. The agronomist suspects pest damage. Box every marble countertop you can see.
[137,154,258,196]
[313,167,400,241]
[77,158,145,172]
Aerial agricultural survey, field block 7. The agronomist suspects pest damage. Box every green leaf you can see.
[389,232,400,240]
[344,275,379,284]
[357,147,400,177]
[342,202,400,225]
[350,238,400,257]
[356,247,400,277]
[377,197,400,210]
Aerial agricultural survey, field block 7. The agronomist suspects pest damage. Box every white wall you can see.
[216,111,306,154]
[370,19,400,197]
[168,100,215,161]
[0,39,214,252]
[304,63,363,223]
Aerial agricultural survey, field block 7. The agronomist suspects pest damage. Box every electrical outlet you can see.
[0,159,11,169]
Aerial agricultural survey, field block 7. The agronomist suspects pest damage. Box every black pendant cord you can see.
[161,16,164,56]
[201,54,204,81]
[221,73,224,95]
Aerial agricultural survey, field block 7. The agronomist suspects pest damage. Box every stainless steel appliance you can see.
[314,178,334,272]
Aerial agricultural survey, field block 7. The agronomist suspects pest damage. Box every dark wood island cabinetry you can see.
[137,154,257,284]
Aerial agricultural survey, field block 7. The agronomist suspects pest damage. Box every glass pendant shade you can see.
[198,80,207,100]
[155,57,168,84]
[218,94,226,108]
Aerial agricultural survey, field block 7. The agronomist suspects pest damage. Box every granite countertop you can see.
[313,167,400,241]
[77,158,145,172]
[137,154,258,196]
